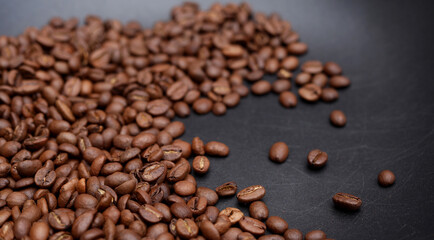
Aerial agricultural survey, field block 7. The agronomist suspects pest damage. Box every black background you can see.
[1,1,434,239]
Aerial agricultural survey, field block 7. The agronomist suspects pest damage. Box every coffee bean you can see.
[175,218,199,239]
[283,229,303,240]
[193,98,213,115]
[299,83,322,102]
[330,110,347,127]
[187,196,207,216]
[223,92,241,108]
[307,149,328,168]
[324,62,342,76]
[332,192,362,211]
[34,167,56,187]
[139,204,163,223]
[269,142,289,163]
[329,76,350,88]
[192,156,210,174]
[171,202,193,219]
[249,201,269,221]
[287,42,308,55]
[173,101,190,118]
[222,227,243,240]
[321,88,339,102]
[305,230,327,240]
[192,137,205,155]
[238,232,256,240]
[237,185,266,204]
[266,216,288,234]
[205,141,229,157]
[251,80,272,95]
[239,216,267,235]
[312,73,328,88]
[301,61,323,74]
[30,221,50,240]
[214,181,237,197]
[272,79,291,93]
[161,145,182,161]
[295,72,311,86]
[279,91,297,108]
[196,187,219,206]
[173,180,196,196]
[219,207,244,224]
[212,102,227,116]
[378,170,395,187]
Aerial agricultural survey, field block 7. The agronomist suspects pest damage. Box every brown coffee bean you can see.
[219,207,244,224]
[205,141,229,157]
[200,220,220,240]
[173,180,196,196]
[283,229,303,240]
[239,216,266,236]
[193,98,213,115]
[192,137,205,155]
[30,221,50,240]
[279,91,297,108]
[272,79,291,93]
[212,102,227,116]
[221,227,243,240]
[281,56,299,70]
[187,196,207,216]
[161,145,182,161]
[196,187,219,206]
[249,201,269,221]
[164,121,185,138]
[305,230,327,240]
[136,112,153,129]
[330,110,347,127]
[238,232,256,240]
[265,58,279,73]
[312,73,328,88]
[147,99,170,116]
[139,204,163,223]
[173,101,190,118]
[175,218,198,239]
[192,156,210,174]
[172,139,191,158]
[6,191,28,208]
[329,76,350,88]
[237,185,266,204]
[14,217,31,239]
[378,170,396,187]
[215,181,237,197]
[251,80,272,95]
[269,142,289,163]
[222,45,244,58]
[71,210,96,238]
[332,192,362,211]
[321,88,339,102]
[301,61,323,74]
[295,72,311,86]
[34,167,56,187]
[266,216,288,234]
[298,83,322,102]
[324,62,342,76]
[287,42,308,55]
[307,149,328,168]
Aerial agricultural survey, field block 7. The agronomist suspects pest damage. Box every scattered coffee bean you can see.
[299,83,322,102]
[378,170,395,187]
[330,110,347,127]
[307,149,328,168]
[249,201,269,221]
[284,229,303,240]
[269,142,289,163]
[205,141,229,157]
[266,216,288,234]
[215,181,237,197]
[251,80,272,95]
[332,193,362,211]
[237,185,266,204]
[305,230,327,240]
[192,156,210,174]
[279,91,298,108]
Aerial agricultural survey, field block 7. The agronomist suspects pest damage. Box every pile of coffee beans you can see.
[0,2,395,239]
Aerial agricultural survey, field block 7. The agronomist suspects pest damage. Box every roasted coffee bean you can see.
[295,72,311,86]
[172,139,191,158]
[272,79,291,93]
[305,230,327,240]
[330,110,347,127]
[212,102,227,116]
[222,227,243,240]
[192,156,210,174]
[161,145,182,161]
[251,80,272,95]
[283,229,303,240]
[193,98,213,115]
[332,193,362,211]
[378,170,396,187]
[173,101,190,118]
[205,141,229,157]
[196,187,219,206]
[215,181,237,197]
[329,76,350,88]
[192,137,205,155]
[321,88,339,102]
[173,180,196,196]
[287,42,308,55]
[301,60,323,74]
[139,204,163,223]
[237,185,266,204]
[200,220,220,240]
[187,196,207,216]
[269,142,289,163]
[34,167,56,187]
[299,83,322,102]
[238,232,256,240]
[266,216,288,234]
[307,149,328,168]
[239,216,267,236]
[312,73,328,88]
[249,201,269,221]
[324,62,342,76]
[279,91,297,108]
[219,207,244,224]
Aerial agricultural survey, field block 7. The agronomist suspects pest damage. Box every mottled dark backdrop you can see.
[1,1,433,239]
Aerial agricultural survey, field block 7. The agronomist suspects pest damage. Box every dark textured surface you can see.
[1,1,434,239]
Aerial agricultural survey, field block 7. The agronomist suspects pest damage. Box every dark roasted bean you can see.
[378,170,396,187]
[307,149,328,168]
[332,193,362,211]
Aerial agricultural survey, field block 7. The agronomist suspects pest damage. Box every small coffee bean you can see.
[238,232,256,240]
[187,196,207,216]
[324,62,342,76]
[329,75,350,88]
[269,142,289,163]
[332,192,362,211]
[272,79,291,93]
[192,137,205,155]
[30,221,50,240]
[266,216,288,234]
[192,156,210,174]
[284,228,303,240]
[161,145,182,161]
[312,73,328,88]
[378,170,395,187]
[200,220,220,240]
[330,110,347,127]
[173,101,190,118]
[237,185,266,204]
[321,88,339,102]
[219,207,244,224]
[205,141,229,157]
[251,80,272,95]
[281,56,299,70]
[265,58,279,73]
[307,149,328,168]
[305,230,327,240]
[175,218,198,238]
[139,204,163,223]
[249,201,269,221]
[222,227,243,240]
[173,180,196,196]
[298,83,322,102]
[278,91,297,108]
[171,202,193,219]
[239,216,267,236]
[193,98,213,115]
[196,187,219,206]
[287,42,308,55]
[301,60,323,74]
[295,72,311,86]
[215,181,237,197]
[212,102,227,116]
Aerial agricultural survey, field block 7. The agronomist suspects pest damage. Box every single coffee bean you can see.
[324,62,342,76]
[329,75,350,88]
[332,192,362,211]
[237,185,266,204]
[298,83,322,102]
[279,91,297,108]
[175,218,199,239]
[249,201,269,221]
[330,110,347,127]
[139,204,163,223]
[283,228,303,240]
[212,102,227,116]
[200,220,220,240]
[239,216,267,236]
[321,88,339,102]
[219,207,244,224]
[295,72,311,86]
[192,137,205,155]
[221,227,243,240]
[312,73,328,88]
[251,80,272,95]
[192,156,210,174]
[269,142,289,163]
[196,187,219,206]
[301,60,323,74]
[266,216,288,234]
[287,42,308,55]
[272,79,291,93]
[305,230,327,240]
[187,196,207,216]
[193,98,213,115]
[307,149,328,168]
[378,170,395,187]
[205,141,229,157]
[171,202,193,219]
[161,145,182,161]
[238,232,256,240]
[173,180,196,196]
[215,181,237,197]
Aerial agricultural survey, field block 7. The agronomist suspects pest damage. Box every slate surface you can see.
[1,1,433,239]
